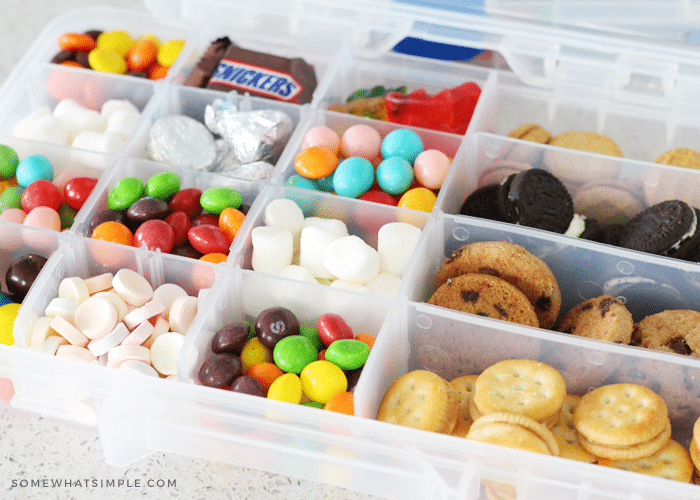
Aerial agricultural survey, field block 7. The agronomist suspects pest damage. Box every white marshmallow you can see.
[323,235,380,284]
[13,106,52,139]
[366,273,402,298]
[251,225,294,274]
[302,217,348,238]
[275,265,319,284]
[53,99,105,140]
[329,280,370,294]
[72,130,124,153]
[264,199,305,235]
[106,108,141,139]
[101,99,140,119]
[377,222,422,277]
[299,226,340,279]
[28,115,69,145]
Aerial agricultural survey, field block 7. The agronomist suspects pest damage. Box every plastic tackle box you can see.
[3,1,700,499]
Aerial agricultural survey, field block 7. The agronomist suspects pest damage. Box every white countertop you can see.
[0,2,386,498]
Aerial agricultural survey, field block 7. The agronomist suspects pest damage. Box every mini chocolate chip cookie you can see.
[556,295,634,344]
[631,310,700,357]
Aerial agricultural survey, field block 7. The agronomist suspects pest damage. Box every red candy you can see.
[21,180,62,212]
[170,188,203,219]
[317,313,353,348]
[192,213,219,227]
[64,176,98,210]
[188,225,232,254]
[165,210,191,246]
[134,219,175,253]
[358,189,398,206]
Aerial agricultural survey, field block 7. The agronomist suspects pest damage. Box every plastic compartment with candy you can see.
[9,234,228,424]
[229,184,429,298]
[70,156,264,262]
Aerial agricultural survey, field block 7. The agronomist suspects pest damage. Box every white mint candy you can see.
[28,115,69,145]
[303,217,348,238]
[72,131,124,153]
[106,108,140,139]
[14,106,52,139]
[264,199,305,235]
[53,99,105,139]
[299,226,339,279]
[251,225,293,274]
[329,280,370,294]
[323,235,379,284]
[275,265,318,284]
[377,222,422,277]
[366,273,402,298]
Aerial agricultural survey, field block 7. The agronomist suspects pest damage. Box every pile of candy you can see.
[92,171,247,261]
[289,124,452,212]
[51,30,185,79]
[0,144,98,230]
[199,308,374,414]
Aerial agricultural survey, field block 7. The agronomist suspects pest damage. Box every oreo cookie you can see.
[498,168,574,234]
[459,184,508,222]
[618,200,700,261]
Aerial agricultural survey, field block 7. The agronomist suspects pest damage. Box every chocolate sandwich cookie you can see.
[459,184,508,222]
[618,200,700,261]
[498,168,574,234]
[631,310,700,357]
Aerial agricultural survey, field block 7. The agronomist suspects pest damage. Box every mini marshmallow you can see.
[13,106,52,139]
[299,226,340,279]
[72,130,124,154]
[366,273,402,298]
[329,280,370,294]
[276,265,319,284]
[106,108,141,139]
[100,98,140,119]
[264,198,305,235]
[28,115,69,145]
[302,217,349,238]
[323,235,380,284]
[377,222,422,277]
[53,99,105,139]
[251,225,293,274]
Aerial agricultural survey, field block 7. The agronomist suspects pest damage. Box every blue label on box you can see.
[209,59,302,101]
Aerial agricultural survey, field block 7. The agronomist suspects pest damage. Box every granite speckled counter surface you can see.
[0,2,386,498]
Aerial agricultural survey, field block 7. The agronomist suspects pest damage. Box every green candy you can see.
[145,172,181,201]
[108,177,144,212]
[303,401,324,409]
[200,186,242,215]
[0,186,23,212]
[0,145,19,180]
[299,325,323,351]
[325,339,370,371]
[273,335,318,374]
[57,203,78,230]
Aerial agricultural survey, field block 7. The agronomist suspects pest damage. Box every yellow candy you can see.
[157,39,185,67]
[96,30,135,58]
[88,48,127,74]
[300,360,347,404]
[0,303,20,346]
[398,187,437,213]
[240,337,272,372]
[267,372,302,404]
[137,33,161,49]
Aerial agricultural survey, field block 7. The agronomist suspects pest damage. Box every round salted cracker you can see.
[655,147,700,170]
[449,374,479,437]
[428,274,539,328]
[598,439,694,483]
[631,310,700,357]
[436,241,561,329]
[549,131,623,158]
[467,412,559,456]
[507,123,552,144]
[551,394,597,463]
[557,295,634,344]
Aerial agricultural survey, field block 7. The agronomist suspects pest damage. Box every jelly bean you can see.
[134,219,175,253]
[200,253,227,264]
[381,129,424,163]
[255,306,300,349]
[198,353,242,388]
[21,179,61,212]
[91,221,134,246]
[126,197,171,224]
[267,372,302,404]
[63,176,98,210]
[240,337,272,373]
[16,155,53,188]
[218,207,246,241]
[323,391,354,415]
[340,124,382,160]
[108,177,144,211]
[230,375,265,397]
[5,254,47,303]
[157,39,185,67]
[145,172,180,201]
[127,38,158,72]
[273,335,318,374]
[333,157,374,198]
[376,157,414,195]
[192,213,219,227]
[23,206,61,231]
[325,339,370,370]
[200,186,243,214]
[285,174,319,191]
[169,188,203,219]
[187,225,231,255]
[413,149,451,190]
[96,30,135,58]
[358,189,397,206]
[165,210,191,246]
[88,48,127,74]
[57,203,77,229]
[89,208,129,234]
[398,187,436,212]
[301,126,341,153]
[300,360,347,404]
[294,146,338,179]
[246,362,284,393]
[0,145,19,179]
[58,33,96,52]
[0,208,26,223]
[0,303,20,346]
[212,322,250,355]
[355,333,376,349]
[317,313,353,347]
[299,325,323,351]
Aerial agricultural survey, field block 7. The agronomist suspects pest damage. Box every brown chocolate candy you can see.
[211,322,250,355]
[254,306,300,349]
[198,353,242,388]
[5,254,48,303]
[230,375,265,397]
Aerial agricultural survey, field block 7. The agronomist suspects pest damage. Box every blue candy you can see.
[16,155,54,188]
[376,157,414,195]
[286,174,319,191]
[333,157,374,198]
[381,129,424,164]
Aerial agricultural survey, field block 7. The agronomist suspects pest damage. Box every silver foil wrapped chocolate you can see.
[147,115,217,170]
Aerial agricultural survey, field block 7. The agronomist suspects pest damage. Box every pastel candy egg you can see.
[285,174,319,191]
[108,177,145,211]
[200,186,242,215]
[300,360,347,404]
[322,235,380,284]
[340,124,381,160]
[273,335,318,374]
[301,125,341,153]
[294,146,338,180]
[381,129,424,163]
[325,339,370,370]
[0,208,26,223]
[23,206,61,231]
[333,157,374,198]
[16,155,54,187]
[413,149,451,189]
[376,157,414,195]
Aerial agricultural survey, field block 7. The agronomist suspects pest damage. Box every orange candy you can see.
[148,62,169,80]
[294,146,338,179]
[59,61,84,68]
[58,33,96,52]
[354,333,376,349]
[218,207,246,241]
[317,349,326,361]
[323,391,354,415]
[91,221,133,246]
[127,39,158,72]
[0,177,18,195]
[246,362,284,393]
[199,253,227,264]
